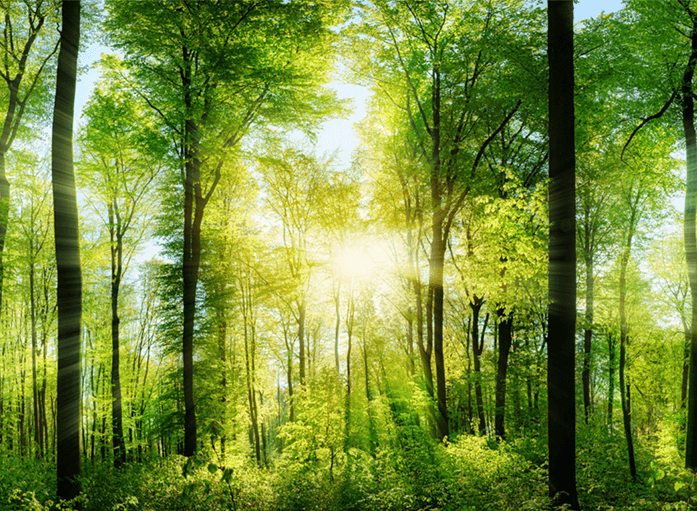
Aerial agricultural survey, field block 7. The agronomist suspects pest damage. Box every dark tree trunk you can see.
[682,326,690,410]
[608,331,615,426]
[52,0,82,502]
[682,19,697,470]
[582,236,594,424]
[110,206,126,467]
[494,308,512,440]
[619,251,637,480]
[430,234,449,440]
[181,66,204,455]
[470,297,487,434]
[218,308,227,453]
[547,1,579,508]
[30,258,41,457]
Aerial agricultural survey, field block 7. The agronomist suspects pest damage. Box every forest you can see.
[2,0,697,509]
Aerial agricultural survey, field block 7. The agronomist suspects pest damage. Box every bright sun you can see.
[333,239,388,283]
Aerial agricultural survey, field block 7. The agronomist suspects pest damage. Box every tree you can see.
[78,59,164,466]
[547,0,579,508]
[106,0,344,456]
[352,0,540,441]
[52,0,81,502]
[0,0,59,316]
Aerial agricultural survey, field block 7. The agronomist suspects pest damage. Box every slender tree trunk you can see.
[619,248,637,479]
[218,307,227,454]
[608,331,615,426]
[682,325,690,409]
[110,214,126,467]
[430,226,449,440]
[547,1,579,507]
[470,298,487,434]
[494,308,512,440]
[52,0,82,502]
[582,242,594,424]
[182,96,204,457]
[682,21,697,469]
[298,299,306,385]
[30,258,41,456]
[334,281,341,374]
[0,151,8,314]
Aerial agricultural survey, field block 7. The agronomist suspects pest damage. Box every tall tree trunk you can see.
[682,324,690,410]
[430,235,448,440]
[494,308,512,440]
[218,307,227,454]
[582,224,594,424]
[110,208,126,467]
[298,299,306,385]
[30,257,41,457]
[608,331,615,426]
[619,247,637,479]
[52,0,82,502]
[470,297,487,434]
[547,1,579,508]
[182,91,203,456]
[682,20,697,469]
[334,281,341,374]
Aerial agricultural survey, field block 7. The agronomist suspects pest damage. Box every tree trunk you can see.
[582,233,594,424]
[298,299,306,385]
[218,307,227,453]
[619,249,637,479]
[682,20,697,469]
[30,257,41,457]
[334,281,341,374]
[52,0,82,502]
[110,210,126,467]
[547,1,579,508]
[470,297,487,434]
[682,325,690,410]
[430,219,449,440]
[608,331,615,426]
[494,308,512,440]
[182,89,203,456]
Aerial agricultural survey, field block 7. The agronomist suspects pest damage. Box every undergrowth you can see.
[2,422,697,510]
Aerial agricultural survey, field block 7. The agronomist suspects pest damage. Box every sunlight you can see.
[333,238,387,283]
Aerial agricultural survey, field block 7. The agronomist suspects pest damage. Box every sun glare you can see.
[334,239,388,283]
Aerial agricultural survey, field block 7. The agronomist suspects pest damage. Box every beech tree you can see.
[77,60,166,466]
[52,0,81,502]
[106,0,345,456]
[547,0,579,508]
[0,0,59,316]
[352,0,542,440]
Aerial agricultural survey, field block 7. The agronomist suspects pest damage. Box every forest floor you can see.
[2,422,696,511]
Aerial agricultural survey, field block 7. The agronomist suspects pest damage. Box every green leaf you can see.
[675,481,686,492]
[207,463,218,474]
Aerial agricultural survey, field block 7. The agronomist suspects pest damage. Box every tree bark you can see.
[181,53,204,455]
[494,308,512,440]
[608,331,615,426]
[470,297,487,434]
[582,217,594,424]
[298,299,306,385]
[110,204,126,467]
[619,244,637,479]
[682,17,697,469]
[52,0,82,502]
[547,1,579,508]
